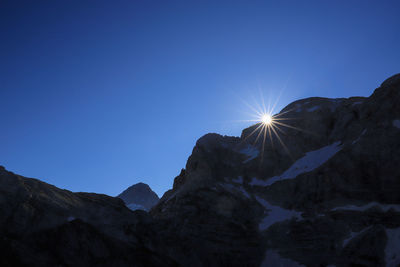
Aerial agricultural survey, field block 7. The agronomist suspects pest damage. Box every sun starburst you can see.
[235,89,305,161]
[261,114,272,125]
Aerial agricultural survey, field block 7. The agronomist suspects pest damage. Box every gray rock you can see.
[118,182,159,211]
[2,73,400,266]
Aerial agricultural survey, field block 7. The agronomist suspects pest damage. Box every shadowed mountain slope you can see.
[1,73,400,266]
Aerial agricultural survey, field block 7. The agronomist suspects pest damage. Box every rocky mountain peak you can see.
[118,182,159,211]
[2,74,400,266]
[150,73,400,266]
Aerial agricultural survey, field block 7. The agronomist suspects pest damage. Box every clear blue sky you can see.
[1,0,399,197]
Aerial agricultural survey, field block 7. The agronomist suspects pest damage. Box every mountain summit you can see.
[117,182,159,211]
[1,73,400,266]
[151,73,400,266]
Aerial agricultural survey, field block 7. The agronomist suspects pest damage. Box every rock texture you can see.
[0,167,177,266]
[118,182,159,211]
[1,73,400,266]
[150,73,400,267]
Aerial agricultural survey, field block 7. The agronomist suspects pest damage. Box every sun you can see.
[261,113,272,125]
[237,88,307,161]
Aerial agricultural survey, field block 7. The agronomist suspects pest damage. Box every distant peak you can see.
[117,182,159,211]
[127,182,150,190]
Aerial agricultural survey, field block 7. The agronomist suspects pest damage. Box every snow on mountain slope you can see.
[255,196,302,230]
[117,182,159,211]
[127,203,146,211]
[240,145,260,163]
[250,141,342,187]
[151,73,400,267]
[2,73,400,267]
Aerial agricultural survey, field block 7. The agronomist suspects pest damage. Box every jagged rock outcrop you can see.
[118,182,159,211]
[151,73,400,266]
[0,167,177,266]
[1,73,400,266]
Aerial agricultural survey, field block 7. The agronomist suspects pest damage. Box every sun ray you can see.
[242,123,264,142]
[273,121,317,136]
[267,125,274,149]
[241,99,264,118]
[259,88,267,115]
[232,82,317,161]
[273,123,287,135]
[273,107,298,117]
[270,125,293,159]
[260,124,268,161]
[252,95,265,117]
[226,119,263,123]
[270,90,283,115]
[272,117,299,121]
[254,124,265,145]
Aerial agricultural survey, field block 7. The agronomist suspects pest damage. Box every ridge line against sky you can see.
[1,0,399,196]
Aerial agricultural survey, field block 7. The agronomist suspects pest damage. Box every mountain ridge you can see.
[150,73,400,266]
[1,73,400,266]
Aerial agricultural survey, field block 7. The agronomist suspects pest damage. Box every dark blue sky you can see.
[1,0,399,197]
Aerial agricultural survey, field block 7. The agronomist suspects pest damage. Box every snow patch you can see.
[67,216,75,222]
[342,231,357,247]
[232,176,243,184]
[260,250,305,267]
[307,106,320,112]
[342,227,372,247]
[127,203,146,211]
[342,232,357,247]
[250,142,342,187]
[255,196,302,231]
[393,120,400,129]
[250,177,270,186]
[352,129,367,144]
[239,186,251,199]
[241,145,259,163]
[385,228,400,267]
[332,202,400,212]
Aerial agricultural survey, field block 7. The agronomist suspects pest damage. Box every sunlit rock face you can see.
[118,182,159,211]
[1,73,400,266]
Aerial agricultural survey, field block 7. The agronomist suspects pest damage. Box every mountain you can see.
[117,182,159,211]
[151,73,400,266]
[1,73,400,266]
[0,166,177,266]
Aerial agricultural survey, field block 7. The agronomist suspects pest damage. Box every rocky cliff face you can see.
[118,182,159,211]
[1,74,400,267]
[150,73,400,266]
[0,166,177,266]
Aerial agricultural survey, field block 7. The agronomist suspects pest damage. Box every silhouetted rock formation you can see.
[1,73,400,266]
[118,182,159,211]
[151,73,400,267]
[0,167,177,266]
